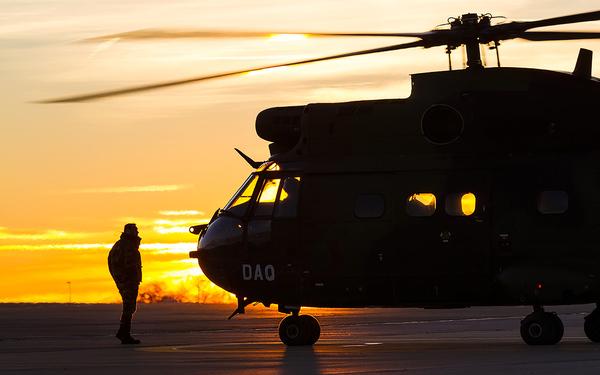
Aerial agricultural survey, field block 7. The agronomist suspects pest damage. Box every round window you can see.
[421,105,464,145]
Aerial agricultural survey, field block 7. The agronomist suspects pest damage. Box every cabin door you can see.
[397,171,491,304]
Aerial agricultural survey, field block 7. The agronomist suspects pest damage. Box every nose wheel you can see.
[520,308,564,345]
[278,314,321,346]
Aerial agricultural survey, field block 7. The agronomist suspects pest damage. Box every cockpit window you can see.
[254,176,301,217]
[266,163,280,171]
[256,162,280,172]
[255,179,281,216]
[224,174,301,218]
[275,177,301,217]
[224,175,259,216]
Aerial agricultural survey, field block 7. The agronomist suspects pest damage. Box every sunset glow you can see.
[65,185,189,194]
[268,34,308,42]
[0,207,221,303]
[2,0,600,304]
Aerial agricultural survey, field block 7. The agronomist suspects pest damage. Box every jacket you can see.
[108,233,142,285]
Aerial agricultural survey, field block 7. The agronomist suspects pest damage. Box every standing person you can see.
[108,223,142,344]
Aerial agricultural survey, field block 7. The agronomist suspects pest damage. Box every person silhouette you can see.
[108,223,142,344]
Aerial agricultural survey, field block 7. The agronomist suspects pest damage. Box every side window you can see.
[355,194,385,218]
[275,177,301,217]
[446,192,476,216]
[406,193,436,217]
[538,190,568,214]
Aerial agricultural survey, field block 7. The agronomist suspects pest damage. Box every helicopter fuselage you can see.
[191,62,600,344]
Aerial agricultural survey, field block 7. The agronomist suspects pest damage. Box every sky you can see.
[2,0,600,303]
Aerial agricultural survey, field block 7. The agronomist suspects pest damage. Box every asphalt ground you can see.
[2,302,600,374]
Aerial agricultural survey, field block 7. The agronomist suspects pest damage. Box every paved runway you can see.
[2,302,600,374]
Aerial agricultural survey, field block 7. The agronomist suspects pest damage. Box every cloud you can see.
[153,219,203,234]
[0,227,89,241]
[0,242,194,252]
[65,184,191,194]
[159,210,203,216]
[0,243,111,250]
[87,37,120,59]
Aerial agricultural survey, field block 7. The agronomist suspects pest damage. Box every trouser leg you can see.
[116,284,140,344]
[119,284,138,319]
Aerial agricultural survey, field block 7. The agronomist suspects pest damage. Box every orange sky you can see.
[2,0,600,303]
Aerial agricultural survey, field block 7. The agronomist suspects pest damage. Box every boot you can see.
[121,335,141,345]
[116,319,140,345]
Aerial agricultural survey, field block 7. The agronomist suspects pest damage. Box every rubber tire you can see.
[546,312,564,345]
[279,315,310,346]
[300,315,321,345]
[520,312,556,345]
[584,310,600,342]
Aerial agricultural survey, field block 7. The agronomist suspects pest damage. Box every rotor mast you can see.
[452,13,490,69]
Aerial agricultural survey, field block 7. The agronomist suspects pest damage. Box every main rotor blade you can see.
[81,28,431,42]
[518,31,600,41]
[519,10,600,30]
[481,10,600,43]
[38,40,427,103]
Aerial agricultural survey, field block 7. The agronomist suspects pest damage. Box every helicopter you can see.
[43,10,600,346]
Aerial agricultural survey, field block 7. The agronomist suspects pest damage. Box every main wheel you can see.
[584,310,600,342]
[300,315,321,345]
[546,312,564,345]
[279,315,311,346]
[520,312,557,345]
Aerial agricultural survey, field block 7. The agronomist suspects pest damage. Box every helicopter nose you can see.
[191,216,244,293]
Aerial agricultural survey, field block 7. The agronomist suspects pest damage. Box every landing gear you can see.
[278,313,321,346]
[520,307,564,345]
[584,308,600,342]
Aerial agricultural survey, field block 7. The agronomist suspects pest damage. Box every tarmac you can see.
[2,302,600,374]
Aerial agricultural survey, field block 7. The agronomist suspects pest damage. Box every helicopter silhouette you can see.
[43,10,600,346]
